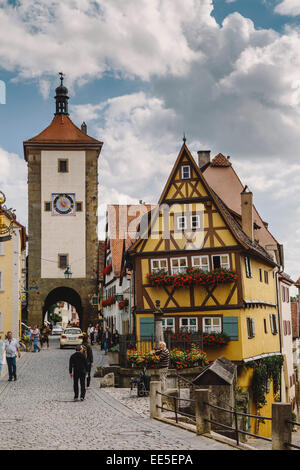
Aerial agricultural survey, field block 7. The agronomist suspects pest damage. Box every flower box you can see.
[102,264,112,276]
[147,268,238,288]
[102,296,116,307]
[202,332,230,346]
[118,298,129,310]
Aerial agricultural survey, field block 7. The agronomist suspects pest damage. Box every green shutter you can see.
[223,316,239,341]
[140,317,155,339]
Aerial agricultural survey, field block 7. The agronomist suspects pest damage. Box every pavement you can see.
[0,336,232,450]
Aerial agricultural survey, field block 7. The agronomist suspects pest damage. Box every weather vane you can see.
[183,132,187,144]
[59,72,64,84]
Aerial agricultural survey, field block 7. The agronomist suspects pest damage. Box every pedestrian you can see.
[4,331,21,381]
[40,323,50,349]
[32,325,41,353]
[102,326,111,355]
[82,335,94,389]
[90,325,95,345]
[152,341,170,393]
[94,326,98,344]
[112,329,120,346]
[98,326,103,347]
[0,334,5,377]
[69,344,88,401]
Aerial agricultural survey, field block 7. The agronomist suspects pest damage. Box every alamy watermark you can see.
[0,80,6,104]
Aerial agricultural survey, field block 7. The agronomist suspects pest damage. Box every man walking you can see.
[82,335,94,389]
[4,331,21,381]
[69,345,88,401]
[102,326,111,355]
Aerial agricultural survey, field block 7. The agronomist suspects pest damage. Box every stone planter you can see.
[107,351,120,366]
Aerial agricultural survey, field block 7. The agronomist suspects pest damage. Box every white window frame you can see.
[177,216,186,230]
[212,254,230,270]
[245,256,252,278]
[151,258,168,273]
[190,215,200,229]
[0,241,4,256]
[203,317,222,334]
[0,270,3,291]
[162,317,175,333]
[181,165,191,180]
[171,257,188,275]
[180,317,198,333]
[192,255,210,272]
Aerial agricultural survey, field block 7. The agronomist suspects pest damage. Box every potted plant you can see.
[108,344,120,365]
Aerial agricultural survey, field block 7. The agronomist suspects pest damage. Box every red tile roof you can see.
[24,115,102,145]
[210,153,232,167]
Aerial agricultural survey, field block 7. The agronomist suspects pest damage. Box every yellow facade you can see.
[0,212,25,339]
[130,144,281,438]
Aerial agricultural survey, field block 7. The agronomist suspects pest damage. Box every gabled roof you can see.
[23,115,103,159]
[203,156,278,248]
[129,143,276,265]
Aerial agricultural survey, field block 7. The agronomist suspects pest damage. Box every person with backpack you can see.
[82,335,94,389]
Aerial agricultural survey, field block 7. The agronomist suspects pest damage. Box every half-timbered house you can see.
[128,142,282,437]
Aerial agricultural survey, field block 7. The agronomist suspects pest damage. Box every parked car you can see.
[60,328,83,349]
[52,325,64,336]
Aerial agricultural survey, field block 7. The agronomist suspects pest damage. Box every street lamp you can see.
[64,266,72,279]
[0,190,16,242]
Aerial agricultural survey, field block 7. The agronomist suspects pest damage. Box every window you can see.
[203,317,222,333]
[76,202,83,212]
[162,317,175,333]
[151,259,168,273]
[264,318,268,334]
[0,270,3,291]
[259,268,262,282]
[181,165,191,179]
[286,287,290,303]
[44,201,51,212]
[246,317,255,338]
[287,321,291,335]
[283,320,287,336]
[192,255,209,272]
[180,317,198,333]
[269,314,278,335]
[58,159,68,173]
[177,216,186,230]
[264,271,269,284]
[212,254,230,270]
[58,254,68,269]
[0,241,4,256]
[191,215,200,229]
[245,256,252,278]
[171,257,188,274]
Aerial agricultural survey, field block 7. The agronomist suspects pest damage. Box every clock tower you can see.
[24,74,103,329]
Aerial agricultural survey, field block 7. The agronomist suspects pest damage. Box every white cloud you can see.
[0,0,207,88]
[0,148,27,228]
[275,0,300,16]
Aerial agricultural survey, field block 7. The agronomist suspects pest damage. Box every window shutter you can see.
[269,314,274,334]
[140,317,155,340]
[223,316,239,341]
[251,318,255,337]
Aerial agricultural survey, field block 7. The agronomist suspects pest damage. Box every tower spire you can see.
[54,72,69,116]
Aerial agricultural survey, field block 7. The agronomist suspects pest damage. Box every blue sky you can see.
[0,0,300,281]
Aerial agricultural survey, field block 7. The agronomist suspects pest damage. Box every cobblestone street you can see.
[0,337,232,450]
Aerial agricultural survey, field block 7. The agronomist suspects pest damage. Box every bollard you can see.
[150,381,162,419]
[272,402,292,450]
[195,389,211,435]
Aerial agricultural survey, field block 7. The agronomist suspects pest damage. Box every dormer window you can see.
[181,165,191,179]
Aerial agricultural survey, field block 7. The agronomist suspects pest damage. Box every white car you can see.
[52,325,64,335]
[60,328,83,349]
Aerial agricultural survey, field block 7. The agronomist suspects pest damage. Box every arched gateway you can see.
[24,74,103,330]
[43,287,83,325]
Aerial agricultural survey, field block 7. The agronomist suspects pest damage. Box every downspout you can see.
[275,266,282,402]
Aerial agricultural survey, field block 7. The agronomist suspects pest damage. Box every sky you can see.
[0,0,300,282]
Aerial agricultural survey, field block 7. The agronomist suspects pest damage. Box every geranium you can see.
[202,332,230,346]
[102,264,112,276]
[118,298,129,310]
[102,296,116,307]
[147,268,237,288]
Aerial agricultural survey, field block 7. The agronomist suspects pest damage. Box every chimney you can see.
[81,122,87,134]
[241,186,253,241]
[197,150,211,169]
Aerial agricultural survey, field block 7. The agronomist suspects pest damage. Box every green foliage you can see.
[109,344,120,353]
[247,355,284,409]
[49,313,62,324]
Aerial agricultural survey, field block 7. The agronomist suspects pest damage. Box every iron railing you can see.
[156,391,196,423]
[285,420,300,449]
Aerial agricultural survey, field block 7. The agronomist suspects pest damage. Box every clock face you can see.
[52,193,75,215]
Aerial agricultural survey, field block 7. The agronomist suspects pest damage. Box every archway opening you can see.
[42,287,83,328]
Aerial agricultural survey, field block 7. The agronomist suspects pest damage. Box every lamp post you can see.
[64,266,72,279]
[154,299,164,348]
